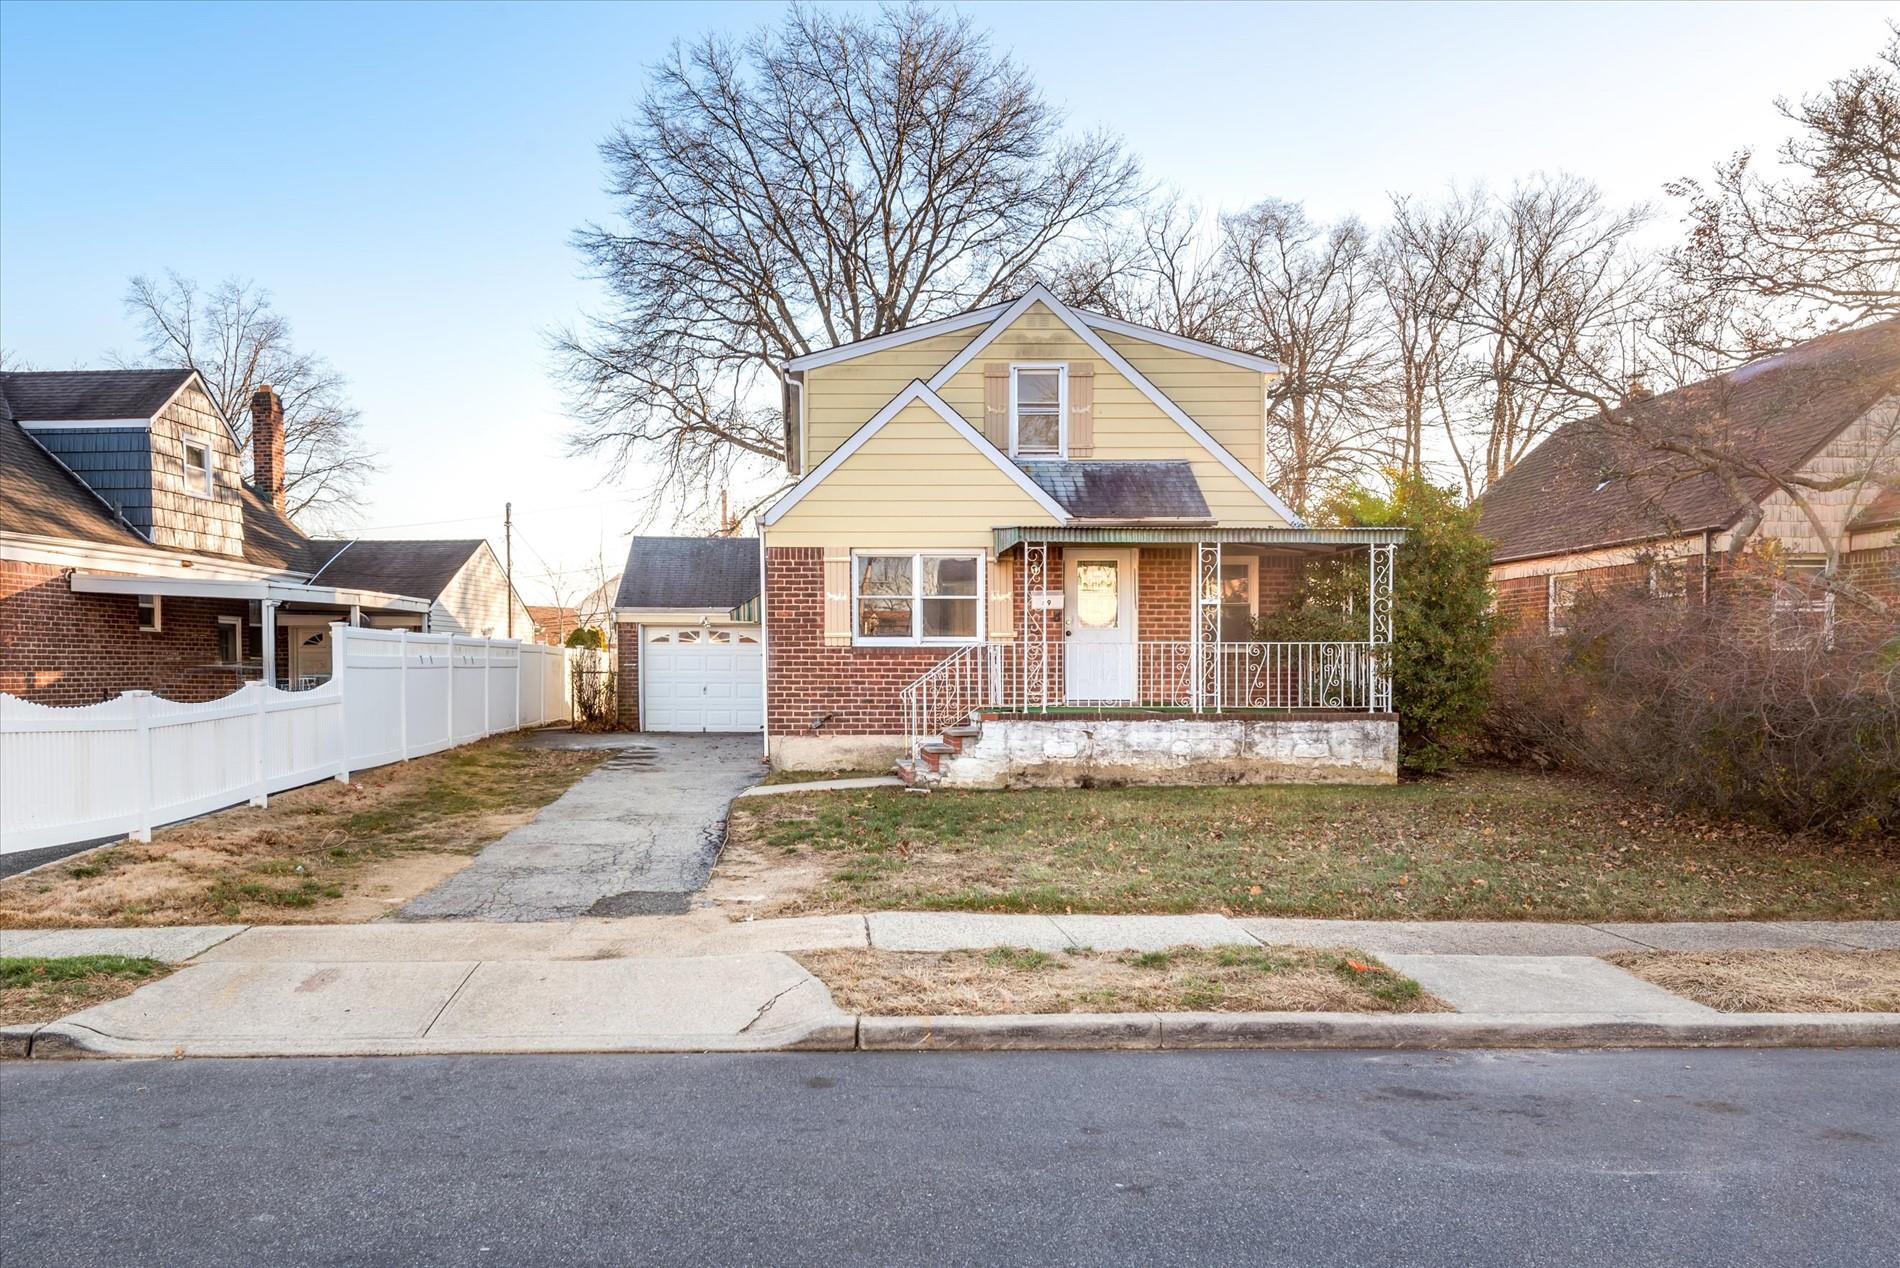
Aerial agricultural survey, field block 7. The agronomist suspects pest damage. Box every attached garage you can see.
[612,535,764,734]
[641,625,763,732]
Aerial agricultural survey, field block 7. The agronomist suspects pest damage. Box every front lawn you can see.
[0,955,170,1025]
[724,769,1900,921]
[0,734,607,928]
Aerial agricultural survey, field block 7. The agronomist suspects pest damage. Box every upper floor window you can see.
[182,438,214,497]
[1010,365,1065,457]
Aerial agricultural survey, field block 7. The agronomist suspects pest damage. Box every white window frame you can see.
[137,595,163,632]
[1009,363,1067,458]
[1647,560,1687,600]
[1547,573,1577,637]
[216,615,244,663]
[852,551,985,646]
[181,435,214,498]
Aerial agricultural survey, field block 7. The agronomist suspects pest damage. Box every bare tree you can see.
[1667,25,1900,354]
[1220,201,1391,515]
[557,4,1140,517]
[1378,194,1481,477]
[122,273,375,526]
[1042,194,1237,342]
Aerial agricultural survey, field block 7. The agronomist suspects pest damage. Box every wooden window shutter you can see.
[1068,363,1095,457]
[823,551,853,646]
[983,363,1010,449]
[987,555,1014,641]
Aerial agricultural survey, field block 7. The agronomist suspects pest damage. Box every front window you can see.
[1011,366,1064,456]
[182,439,213,497]
[855,553,982,643]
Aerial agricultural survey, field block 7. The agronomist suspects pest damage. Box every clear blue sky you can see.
[3,0,1893,603]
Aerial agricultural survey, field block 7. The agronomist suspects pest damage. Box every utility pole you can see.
[504,501,514,639]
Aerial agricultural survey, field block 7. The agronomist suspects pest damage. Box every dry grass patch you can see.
[728,768,1900,921]
[0,735,606,928]
[0,956,171,1026]
[1605,950,1900,1013]
[796,944,1446,1015]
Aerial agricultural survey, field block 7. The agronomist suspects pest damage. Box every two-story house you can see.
[1,368,531,705]
[611,286,1402,787]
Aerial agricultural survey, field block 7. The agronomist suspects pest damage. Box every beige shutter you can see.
[823,551,853,646]
[1068,363,1095,457]
[987,555,1014,641]
[983,363,1010,450]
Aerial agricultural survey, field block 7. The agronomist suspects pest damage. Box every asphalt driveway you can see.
[399,732,764,922]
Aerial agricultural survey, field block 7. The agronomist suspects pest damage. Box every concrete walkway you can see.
[4,915,1896,1058]
[398,733,765,922]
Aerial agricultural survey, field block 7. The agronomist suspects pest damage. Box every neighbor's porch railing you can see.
[900,640,1388,759]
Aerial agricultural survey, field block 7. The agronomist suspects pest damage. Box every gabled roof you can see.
[1478,319,1900,562]
[306,538,487,601]
[927,285,1307,526]
[1851,486,1900,532]
[762,379,1072,527]
[1019,460,1211,521]
[0,369,196,422]
[615,535,761,610]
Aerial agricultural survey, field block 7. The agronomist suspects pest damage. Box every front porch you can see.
[898,526,1402,787]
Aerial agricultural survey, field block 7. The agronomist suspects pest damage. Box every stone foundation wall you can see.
[937,716,1398,789]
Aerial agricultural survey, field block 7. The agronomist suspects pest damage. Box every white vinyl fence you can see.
[1,626,573,855]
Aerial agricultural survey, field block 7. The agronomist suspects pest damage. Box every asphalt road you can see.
[3,1049,1894,1267]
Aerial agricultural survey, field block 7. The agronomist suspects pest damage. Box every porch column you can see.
[1195,540,1221,713]
[1368,541,1395,712]
[261,600,278,689]
[1023,540,1051,712]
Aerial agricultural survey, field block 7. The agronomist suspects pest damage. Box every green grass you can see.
[732,768,1900,921]
[0,955,170,1025]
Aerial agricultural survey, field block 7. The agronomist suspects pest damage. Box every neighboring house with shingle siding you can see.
[1,369,531,704]
[1478,319,1900,634]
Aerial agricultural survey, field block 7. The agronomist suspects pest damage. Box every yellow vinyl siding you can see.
[1100,331,1268,478]
[767,401,1060,550]
[803,329,985,467]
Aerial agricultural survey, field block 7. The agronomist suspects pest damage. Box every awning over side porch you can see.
[68,571,432,613]
[992,524,1407,554]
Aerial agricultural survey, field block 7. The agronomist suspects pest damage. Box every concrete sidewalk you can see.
[4,914,1896,1058]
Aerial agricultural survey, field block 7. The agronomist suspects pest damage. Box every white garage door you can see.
[643,626,764,732]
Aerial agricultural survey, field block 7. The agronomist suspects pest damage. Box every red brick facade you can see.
[615,621,639,729]
[764,544,1314,739]
[1,560,253,706]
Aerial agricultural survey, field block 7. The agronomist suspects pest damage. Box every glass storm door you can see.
[1064,550,1136,702]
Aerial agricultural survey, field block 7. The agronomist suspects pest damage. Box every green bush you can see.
[1256,474,1500,773]
[563,625,607,650]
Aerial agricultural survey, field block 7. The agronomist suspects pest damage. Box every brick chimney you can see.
[251,383,286,512]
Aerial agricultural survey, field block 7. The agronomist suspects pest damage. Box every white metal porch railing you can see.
[900,640,1389,759]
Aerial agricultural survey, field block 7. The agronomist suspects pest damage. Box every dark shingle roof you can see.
[1478,319,1900,562]
[1851,487,1900,531]
[0,418,151,547]
[0,369,196,421]
[1019,460,1211,520]
[305,538,486,600]
[616,536,760,610]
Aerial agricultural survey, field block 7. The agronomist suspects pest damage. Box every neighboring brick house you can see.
[1478,319,1900,636]
[611,285,1405,789]
[1,369,530,705]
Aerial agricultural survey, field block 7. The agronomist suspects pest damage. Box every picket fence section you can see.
[0,625,573,855]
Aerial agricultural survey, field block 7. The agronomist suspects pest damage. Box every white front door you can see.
[1064,549,1137,703]
[643,626,765,732]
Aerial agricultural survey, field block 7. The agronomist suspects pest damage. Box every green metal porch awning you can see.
[728,595,761,623]
[992,525,1408,553]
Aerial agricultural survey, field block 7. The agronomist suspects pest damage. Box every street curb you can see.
[8,1012,1896,1060]
[859,1011,1900,1052]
